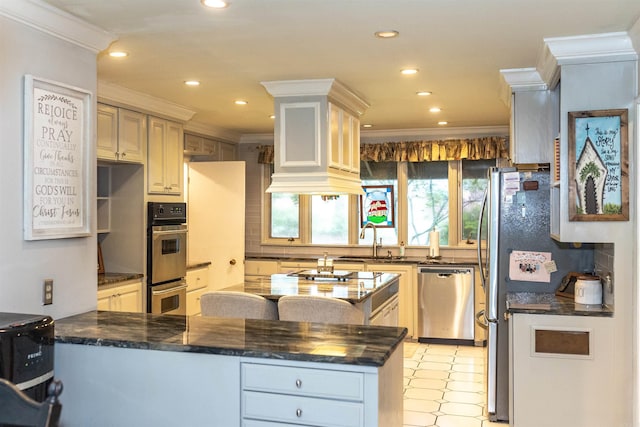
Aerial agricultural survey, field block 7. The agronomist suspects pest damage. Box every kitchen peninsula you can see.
[54,311,406,426]
[223,271,400,325]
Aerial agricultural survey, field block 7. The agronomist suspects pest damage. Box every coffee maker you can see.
[0,312,55,402]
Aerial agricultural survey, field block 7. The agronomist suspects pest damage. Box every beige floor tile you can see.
[481,420,506,427]
[445,381,484,393]
[420,353,455,363]
[405,387,445,401]
[405,360,420,369]
[436,414,483,427]
[449,371,483,383]
[451,363,483,373]
[413,369,451,380]
[404,398,441,413]
[454,356,484,364]
[409,377,448,390]
[404,410,437,426]
[418,361,453,371]
[439,402,484,417]
[443,390,485,404]
[425,345,459,355]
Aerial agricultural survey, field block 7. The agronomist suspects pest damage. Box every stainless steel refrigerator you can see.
[476,167,593,422]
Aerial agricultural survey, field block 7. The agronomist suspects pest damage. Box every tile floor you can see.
[403,340,506,427]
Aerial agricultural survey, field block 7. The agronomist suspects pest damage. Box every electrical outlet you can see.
[43,279,53,305]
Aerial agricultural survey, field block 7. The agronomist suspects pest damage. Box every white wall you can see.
[0,12,101,319]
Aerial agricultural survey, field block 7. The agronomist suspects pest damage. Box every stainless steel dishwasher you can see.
[417,266,474,344]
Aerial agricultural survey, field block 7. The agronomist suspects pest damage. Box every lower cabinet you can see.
[186,266,209,316]
[365,263,415,337]
[241,348,403,427]
[97,279,143,313]
[245,260,280,276]
[509,313,616,427]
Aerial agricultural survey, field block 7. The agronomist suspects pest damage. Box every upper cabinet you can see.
[148,116,184,195]
[499,68,558,165]
[184,133,237,161]
[97,104,146,163]
[329,103,359,173]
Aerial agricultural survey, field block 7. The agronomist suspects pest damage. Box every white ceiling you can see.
[42,0,640,138]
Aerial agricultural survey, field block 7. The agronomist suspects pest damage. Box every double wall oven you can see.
[147,202,188,315]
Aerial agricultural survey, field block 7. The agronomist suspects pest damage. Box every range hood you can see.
[261,79,370,195]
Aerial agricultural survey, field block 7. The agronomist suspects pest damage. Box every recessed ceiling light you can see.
[362,124,373,128]
[438,121,448,125]
[184,80,200,86]
[401,68,419,75]
[235,100,248,105]
[429,107,441,113]
[108,51,128,58]
[201,0,229,8]
[416,91,432,96]
[374,30,399,39]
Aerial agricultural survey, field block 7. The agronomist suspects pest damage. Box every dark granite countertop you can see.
[98,272,144,288]
[506,292,613,317]
[223,272,399,303]
[245,253,478,267]
[54,311,407,367]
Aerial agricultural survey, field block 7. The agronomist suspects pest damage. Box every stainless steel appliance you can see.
[0,313,54,402]
[147,202,188,315]
[417,266,474,344]
[477,168,594,422]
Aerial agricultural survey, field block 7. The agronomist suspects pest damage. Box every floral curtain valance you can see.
[257,136,509,164]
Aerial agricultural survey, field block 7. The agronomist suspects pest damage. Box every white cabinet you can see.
[241,349,402,427]
[97,104,146,163]
[474,267,486,345]
[97,279,143,312]
[148,116,183,194]
[369,294,399,327]
[186,266,210,316]
[329,103,359,173]
[279,261,316,274]
[509,313,616,427]
[366,263,414,337]
[508,89,558,164]
[219,141,237,160]
[245,260,280,276]
[184,133,237,161]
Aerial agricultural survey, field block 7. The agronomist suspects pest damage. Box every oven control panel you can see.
[148,202,187,224]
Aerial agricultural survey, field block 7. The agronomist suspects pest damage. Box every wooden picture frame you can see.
[23,75,92,239]
[568,109,628,222]
[359,185,395,228]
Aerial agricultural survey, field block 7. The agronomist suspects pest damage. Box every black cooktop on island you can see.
[287,270,384,281]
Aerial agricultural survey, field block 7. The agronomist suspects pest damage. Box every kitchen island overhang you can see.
[53,311,407,426]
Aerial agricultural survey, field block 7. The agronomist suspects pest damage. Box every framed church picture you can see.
[568,109,628,222]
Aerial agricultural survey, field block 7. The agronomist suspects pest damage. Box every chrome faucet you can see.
[359,221,380,258]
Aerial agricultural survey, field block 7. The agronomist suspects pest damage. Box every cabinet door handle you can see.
[229,259,237,265]
[295,379,302,388]
[296,408,302,417]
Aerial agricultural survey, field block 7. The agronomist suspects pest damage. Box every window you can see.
[311,195,349,244]
[359,162,398,246]
[461,159,493,243]
[270,193,299,238]
[407,161,449,246]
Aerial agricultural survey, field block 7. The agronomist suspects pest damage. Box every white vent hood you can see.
[261,79,370,195]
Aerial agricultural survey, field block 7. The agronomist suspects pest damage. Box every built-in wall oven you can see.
[147,202,188,315]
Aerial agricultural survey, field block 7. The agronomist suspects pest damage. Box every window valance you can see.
[257,136,508,164]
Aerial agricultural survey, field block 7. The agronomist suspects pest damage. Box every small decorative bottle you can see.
[399,241,405,257]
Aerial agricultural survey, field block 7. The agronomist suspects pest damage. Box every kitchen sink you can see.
[338,256,405,262]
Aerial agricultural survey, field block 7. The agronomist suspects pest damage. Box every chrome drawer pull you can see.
[296,409,302,417]
[295,379,302,388]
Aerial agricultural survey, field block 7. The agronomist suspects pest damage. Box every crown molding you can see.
[630,17,640,56]
[498,68,547,106]
[539,32,638,88]
[261,78,370,116]
[98,81,196,122]
[0,0,115,53]
[184,121,241,143]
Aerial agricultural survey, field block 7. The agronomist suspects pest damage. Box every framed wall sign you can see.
[568,109,628,222]
[23,75,92,240]
[359,185,395,227]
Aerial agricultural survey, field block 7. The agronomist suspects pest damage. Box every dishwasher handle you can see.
[419,267,473,275]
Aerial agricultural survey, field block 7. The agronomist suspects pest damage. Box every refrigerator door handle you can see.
[476,187,488,292]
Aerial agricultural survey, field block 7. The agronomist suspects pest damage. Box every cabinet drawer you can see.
[186,267,208,291]
[242,363,364,401]
[187,287,207,316]
[242,391,363,427]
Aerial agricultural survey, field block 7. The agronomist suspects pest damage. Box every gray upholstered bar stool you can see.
[200,291,278,320]
[277,295,364,325]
